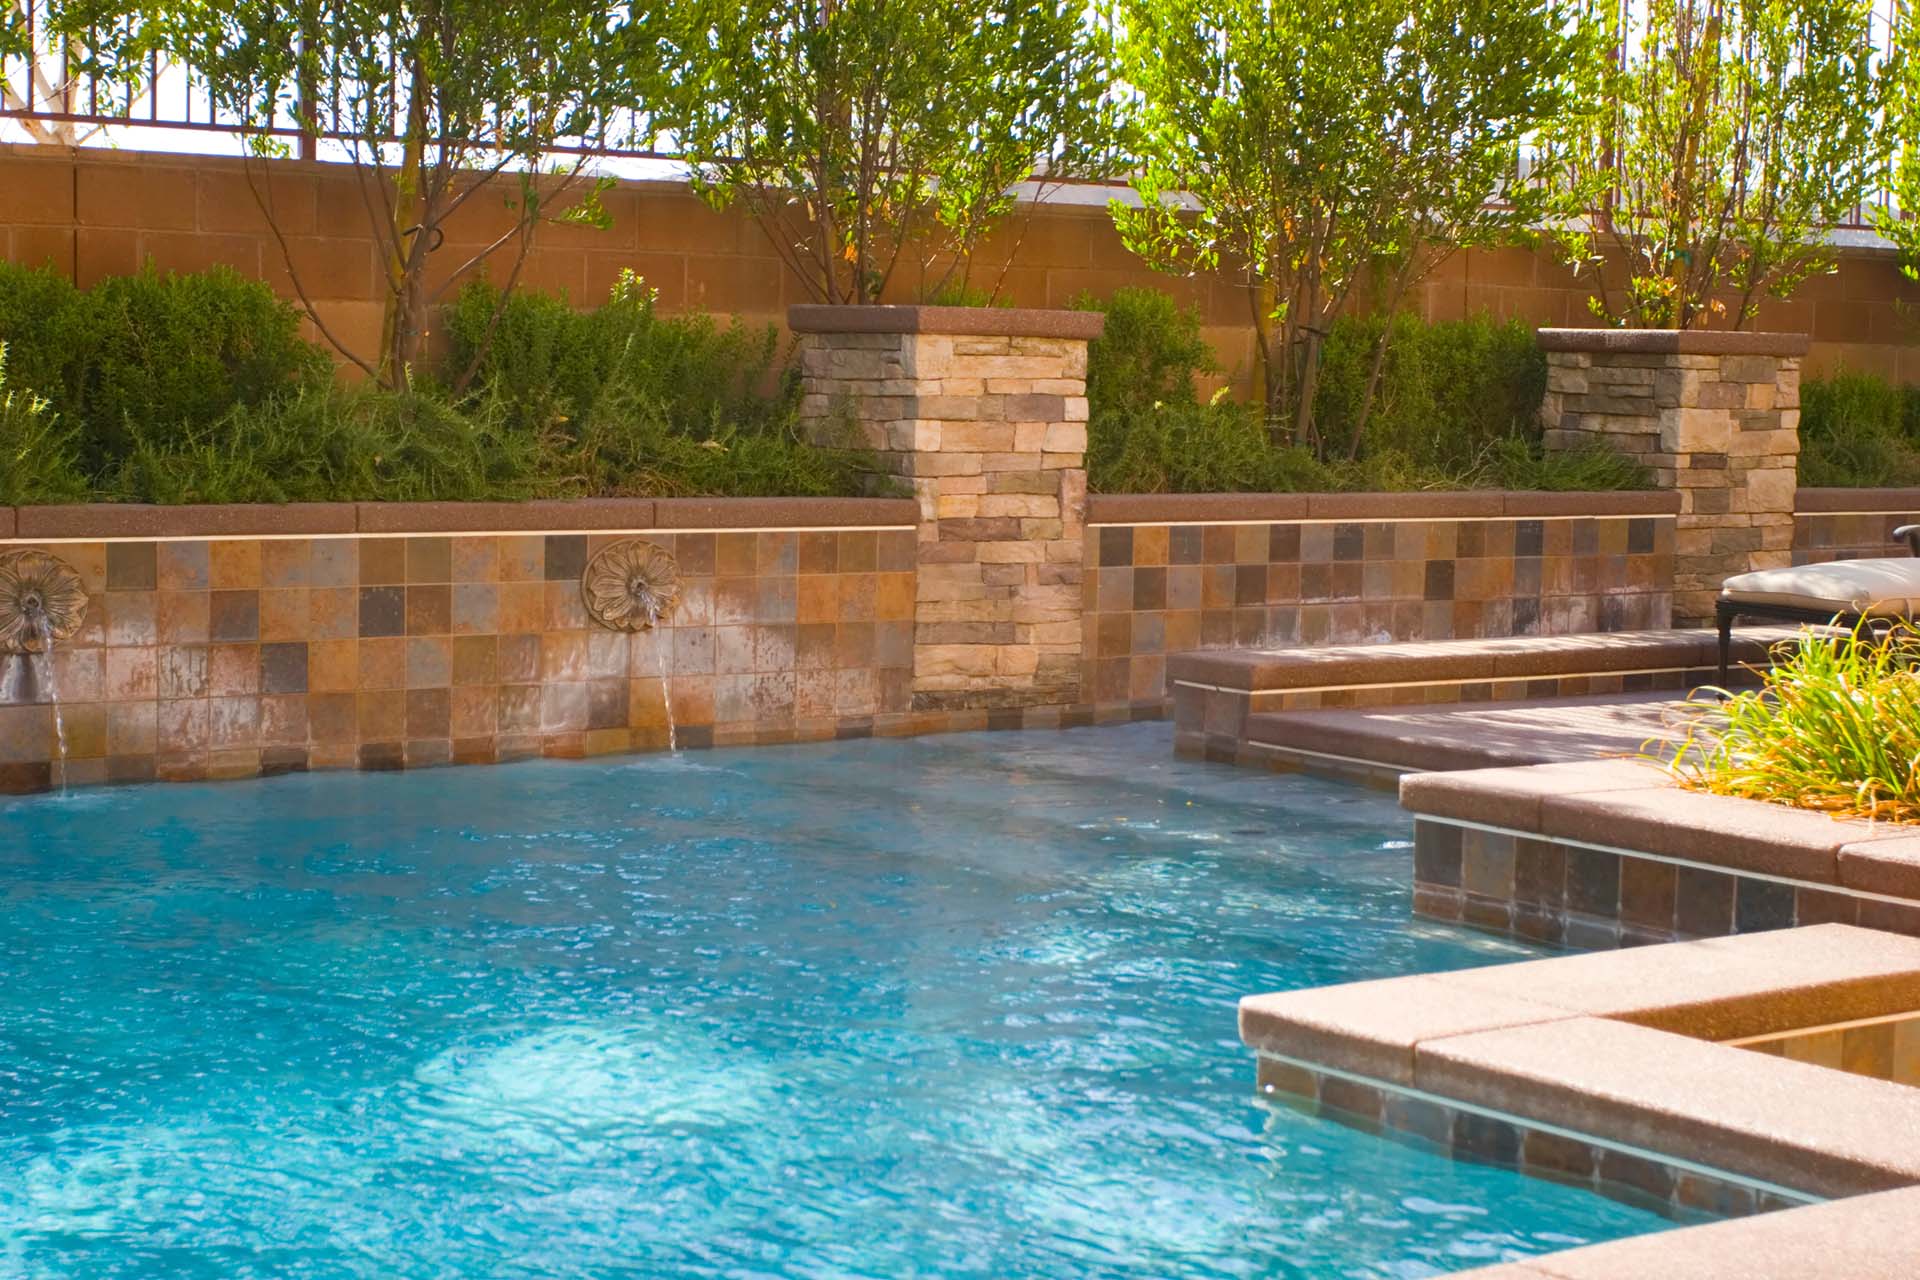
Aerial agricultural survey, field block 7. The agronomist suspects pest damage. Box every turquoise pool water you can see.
[0,723,1671,1278]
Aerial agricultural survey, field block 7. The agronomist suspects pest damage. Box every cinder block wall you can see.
[5,144,1918,395]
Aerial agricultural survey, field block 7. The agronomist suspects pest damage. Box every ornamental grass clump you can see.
[1668,623,1920,823]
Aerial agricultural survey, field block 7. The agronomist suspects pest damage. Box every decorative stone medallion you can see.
[581,539,681,632]
[0,549,89,654]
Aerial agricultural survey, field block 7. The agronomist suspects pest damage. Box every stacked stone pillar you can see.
[1539,329,1806,625]
[790,305,1103,710]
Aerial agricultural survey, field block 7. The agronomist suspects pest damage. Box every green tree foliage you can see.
[1107,0,1579,453]
[670,0,1117,304]
[1547,0,1893,329]
[1878,3,1920,284]
[71,0,666,390]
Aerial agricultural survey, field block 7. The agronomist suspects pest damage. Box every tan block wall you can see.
[5,145,1919,395]
[797,327,1089,709]
[1544,346,1800,623]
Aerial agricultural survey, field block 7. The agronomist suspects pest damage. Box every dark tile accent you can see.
[1234,564,1266,606]
[358,741,405,770]
[359,586,406,638]
[404,688,450,739]
[1566,846,1620,916]
[1514,519,1545,557]
[1266,525,1300,563]
[260,642,309,695]
[1512,596,1542,634]
[1735,878,1796,933]
[1599,1149,1675,1205]
[106,542,158,591]
[1168,525,1204,564]
[1795,887,1860,927]
[1522,1130,1597,1181]
[1332,523,1365,561]
[543,535,588,581]
[1413,820,1463,888]
[208,591,260,642]
[1133,566,1167,611]
[1451,1112,1520,1167]
[588,678,627,730]
[1628,518,1656,555]
[1317,1076,1384,1125]
[1513,837,1566,908]
[1099,526,1134,566]
[1423,560,1454,601]
[1619,857,1677,931]
[1457,523,1485,558]
[405,585,452,636]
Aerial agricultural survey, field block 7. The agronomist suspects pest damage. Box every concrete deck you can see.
[1240,692,1693,774]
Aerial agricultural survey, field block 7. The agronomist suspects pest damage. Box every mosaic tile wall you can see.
[1082,508,1676,712]
[1254,1055,1807,1221]
[1792,496,1920,565]
[0,527,920,792]
[1411,817,1920,950]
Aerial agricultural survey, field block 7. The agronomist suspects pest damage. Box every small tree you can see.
[1878,3,1920,283]
[1547,0,1892,330]
[1109,0,1580,454]
[89,1,665,390]
[670,0,1117,305]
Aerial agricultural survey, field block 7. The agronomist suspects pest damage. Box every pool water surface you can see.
[0,723,1673,1278]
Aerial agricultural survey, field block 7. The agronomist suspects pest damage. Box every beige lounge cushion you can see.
[1720,558,1920,617]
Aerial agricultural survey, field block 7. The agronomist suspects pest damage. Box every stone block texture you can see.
[1541,331,1805,624]
[795,311,1097,711]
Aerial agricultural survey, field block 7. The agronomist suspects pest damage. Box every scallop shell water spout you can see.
[0,549,88,654]
[581,539,681,632]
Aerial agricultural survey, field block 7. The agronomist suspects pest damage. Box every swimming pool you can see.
[0,723,1673,1278]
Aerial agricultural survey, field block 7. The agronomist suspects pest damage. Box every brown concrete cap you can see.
[1436,925,1920,1040]
[1541,785,1856,882]
[1239,976,1570,1085]
[650,496,919,529]
[1499,490,1679,517]
[1838,832,1920,899]
[0,507,14,539]
[1398,759,1670,830]
[1484,631,1713,678]
[353,498,658,533]
[1449,1185,1920,1280]
[1415,1014,1920,1197]
[786,304,1105,340]
[15,502,358,538]
[1086,492,1310,524]
[1249,695,1682,773]
[1794,487,1920,515]
[1304,490,1507,520]
[1537,328,1811,357]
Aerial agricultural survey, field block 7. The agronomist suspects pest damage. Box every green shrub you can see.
[1799,370,1920,487]
[1667,622,1920,824]
[108,381,548,505]
[0,345,90,506]
[0,261,327,469]
[1313,312,1548,468]
[447,273,793,439]
[1081,288,1634,494]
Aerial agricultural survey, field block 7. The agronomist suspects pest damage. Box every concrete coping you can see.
[1795,487,1920,515]
[1,496,922,541]
[1166,627,1795,694]
[1086,489,1678,525]
[1400,758,1920,895]
[1240,924,1920,1200]
[1537,327,1812,357]
[1449,1183,1920,1279]
[786,303,1106,340]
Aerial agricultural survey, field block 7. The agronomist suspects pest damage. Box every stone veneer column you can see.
[1539,329,1806,625]
[790,305,1104,710]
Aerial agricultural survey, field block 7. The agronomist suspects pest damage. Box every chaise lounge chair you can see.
[1715,524,1920,685]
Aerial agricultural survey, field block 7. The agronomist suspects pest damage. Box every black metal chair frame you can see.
[1713,523,1920,687]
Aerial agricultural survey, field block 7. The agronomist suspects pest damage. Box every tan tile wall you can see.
[4,144,1917,400]
[1083,514,1676,712]
[0,527,918,791]
[1736,1015,1920,1086]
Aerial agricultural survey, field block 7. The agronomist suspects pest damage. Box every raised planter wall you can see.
[0,498,928,792]
[1081,490,1679,713]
